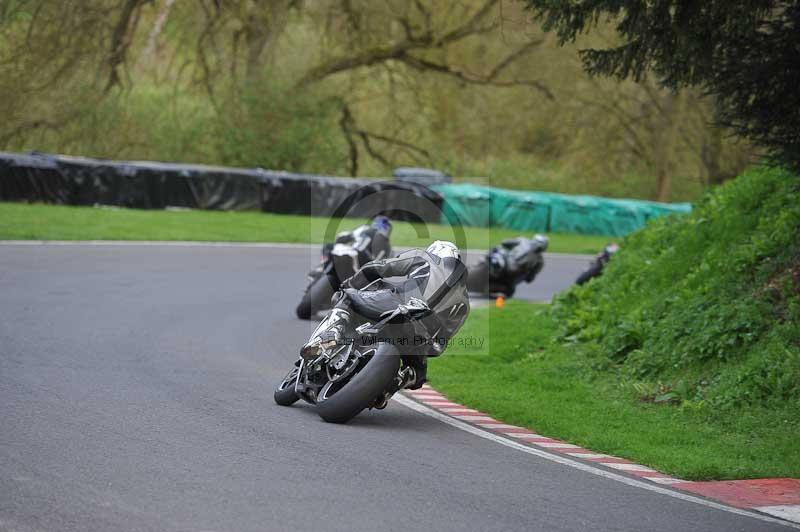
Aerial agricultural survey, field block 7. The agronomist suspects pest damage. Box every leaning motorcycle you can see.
[467,235,548,297]
[296,228,390,320]
[277,258,468,423]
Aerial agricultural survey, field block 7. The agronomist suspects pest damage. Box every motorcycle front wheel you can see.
[274,366,301,406]
[575,262,602,285]
[315,343,401,424]
[466,261,490,294]
[296,275,336,320]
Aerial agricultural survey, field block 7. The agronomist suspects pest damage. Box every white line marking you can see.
[532,442,584,449]
[505,433,546,440]
[453,415,495,422]
[602,463,656,472]
[413,397,446,402]
[755,507,800,524]
[565,452,610,459]
[0,240,594,259]
[646,477,685,485]
[439,408,481,414]
[392,394,799,529]
[476,423,520,430]
[0,240,318,249]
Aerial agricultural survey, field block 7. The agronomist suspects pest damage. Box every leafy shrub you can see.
[215,80,345,174]
[553,166,800,409]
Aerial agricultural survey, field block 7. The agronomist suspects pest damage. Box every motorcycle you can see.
[296,224,391,320]
[575,243,619,285]
[277,250,469,423]
[467,235,548,297]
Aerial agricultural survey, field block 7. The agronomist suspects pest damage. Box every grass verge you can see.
[0,202,609,254]
[430,300,800,481]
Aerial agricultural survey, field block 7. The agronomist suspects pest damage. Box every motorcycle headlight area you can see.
[300,339,339,361]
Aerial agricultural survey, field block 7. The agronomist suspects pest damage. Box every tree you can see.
[522,0,800,171]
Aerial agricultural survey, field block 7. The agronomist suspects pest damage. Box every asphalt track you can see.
[0,243,792,532]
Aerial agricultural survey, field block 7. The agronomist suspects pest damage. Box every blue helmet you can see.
[371,215,392,236]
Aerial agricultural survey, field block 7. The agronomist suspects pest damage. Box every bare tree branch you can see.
[105,0,151,92]
[339,104,359,176]
[338,101,432,176]
[399,42,554,100]
[297,0,502,87]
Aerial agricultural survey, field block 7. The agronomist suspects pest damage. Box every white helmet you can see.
[533,234,549,250]
[427,240,461,261]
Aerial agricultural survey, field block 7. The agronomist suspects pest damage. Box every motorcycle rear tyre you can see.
[316,343,401,424]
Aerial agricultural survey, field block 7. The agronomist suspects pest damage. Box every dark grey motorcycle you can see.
[277,244,469,423]
[467,234,548,297]
[296,216,392,320]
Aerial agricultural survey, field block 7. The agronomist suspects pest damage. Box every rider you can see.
[301,241,469,390]
[489,233,549,282]
[575,242,620,285]
[328,215,393,273]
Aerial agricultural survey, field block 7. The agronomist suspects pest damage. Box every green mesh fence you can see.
[434,184,691,237]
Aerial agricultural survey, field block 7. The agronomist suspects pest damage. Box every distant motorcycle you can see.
[575,243,619,285]
[467,235,548,297]
[276,245,470,423]
[296,216,392,320]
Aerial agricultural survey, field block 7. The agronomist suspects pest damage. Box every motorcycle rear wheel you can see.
[315,343,401,424]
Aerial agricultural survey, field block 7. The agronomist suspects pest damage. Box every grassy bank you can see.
[431,167,800,480]
[0,202,610,254]
[430,301,800,480]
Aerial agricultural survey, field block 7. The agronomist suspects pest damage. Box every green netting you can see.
[437,183,493,227]
[433,183,691,237]
[491,189,553,232]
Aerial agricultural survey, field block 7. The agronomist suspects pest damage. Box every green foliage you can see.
[0,0,755,201]
[215,82,345,174]
[554,166,800,410]
[524,0,800,171]
[431,301,800,480]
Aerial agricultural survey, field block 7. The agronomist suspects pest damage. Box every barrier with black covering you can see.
[0,151,691,236]
[0,152,443,223]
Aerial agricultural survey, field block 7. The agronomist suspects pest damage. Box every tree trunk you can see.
[140,0,176,65]
[242,1,291,82]
[654,91,686,202]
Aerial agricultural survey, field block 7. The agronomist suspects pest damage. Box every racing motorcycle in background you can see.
[295,216,392,320]
[276,245,469,424]
[575,243,619,285]
[466,234,548,297]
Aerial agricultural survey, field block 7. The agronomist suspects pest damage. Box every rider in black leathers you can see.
[467,234,548,297]
[301,241,469,390]
[575,243,619,285]
[327,216,392,278]
[491,235,547,282]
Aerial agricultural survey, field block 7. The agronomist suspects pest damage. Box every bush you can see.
[215,80,346,174]
[554,166,800,410]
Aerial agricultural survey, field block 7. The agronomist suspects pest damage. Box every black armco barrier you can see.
[0,152,443,222]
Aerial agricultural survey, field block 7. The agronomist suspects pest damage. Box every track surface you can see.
[0,244,790,531]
